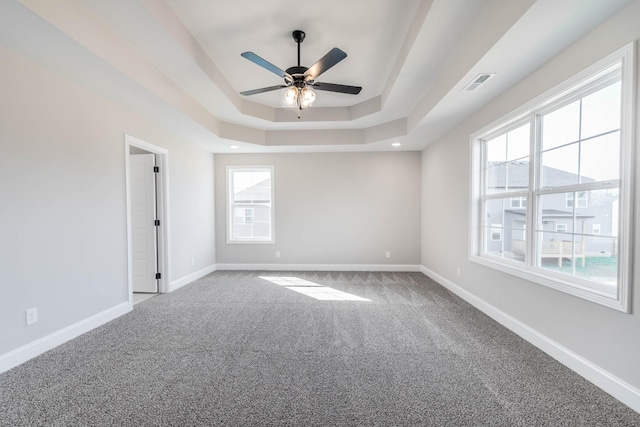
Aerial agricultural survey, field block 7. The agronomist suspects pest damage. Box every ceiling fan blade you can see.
[304,48,347,80]
[240,85,287,96]
[312,82,362,95]
[241,52,291,79]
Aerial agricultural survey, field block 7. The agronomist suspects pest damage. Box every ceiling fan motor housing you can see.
[292,30,305,43]
[285,66,310,87]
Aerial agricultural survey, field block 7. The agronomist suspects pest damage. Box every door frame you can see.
[124,134,170,304]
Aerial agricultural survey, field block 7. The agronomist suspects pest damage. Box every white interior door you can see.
[130,154,158,293]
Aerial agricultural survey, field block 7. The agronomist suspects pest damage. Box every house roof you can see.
[487,161,595,188]
[506,208,595,219]
[233,178,272,203]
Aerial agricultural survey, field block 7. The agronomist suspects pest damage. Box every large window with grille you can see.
[227,166,274,243]
[471,46,634,312]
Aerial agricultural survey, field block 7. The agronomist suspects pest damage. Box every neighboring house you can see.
[231,177,272,240]
[485,162,617,262]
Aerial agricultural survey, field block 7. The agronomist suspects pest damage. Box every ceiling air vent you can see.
[463,73,496,91]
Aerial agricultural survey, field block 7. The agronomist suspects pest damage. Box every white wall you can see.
[215,152,421,268]
[0,44,215,361]
[421,0,640,403]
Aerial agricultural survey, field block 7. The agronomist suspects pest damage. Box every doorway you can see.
[125,135,169,306]
[130,152,158,293]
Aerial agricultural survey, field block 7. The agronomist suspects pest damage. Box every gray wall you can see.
[215,152,421,266]
[0,44,215,355]
[421,3,640,390]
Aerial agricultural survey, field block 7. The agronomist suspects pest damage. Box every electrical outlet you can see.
[275,251,281,258]
[386,251,391,259]
[457,267,461,278]
[191,258,195,266]
[26,307,38,326]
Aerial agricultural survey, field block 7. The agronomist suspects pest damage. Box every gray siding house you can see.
[485,162,617,264]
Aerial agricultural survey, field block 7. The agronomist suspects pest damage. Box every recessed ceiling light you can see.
[392,142,402,147]
[230,145,239,149]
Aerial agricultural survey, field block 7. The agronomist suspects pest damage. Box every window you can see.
[566,191,587,208]
[471,45,634,312]
[227,166,274,243]
[490,224,502,241]
[511,196,527,208]
[234,207,254,225]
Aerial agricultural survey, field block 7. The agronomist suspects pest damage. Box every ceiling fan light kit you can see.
[284,86,317,116]
[284,86,298,107]
[240,30,362,118]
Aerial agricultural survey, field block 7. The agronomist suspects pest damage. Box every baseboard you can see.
[0,301,130,375]
[419,265,640,414]
[215,263,422,272]
[169,264,217,292]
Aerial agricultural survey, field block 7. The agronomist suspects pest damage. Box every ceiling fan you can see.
[240,30,362,118]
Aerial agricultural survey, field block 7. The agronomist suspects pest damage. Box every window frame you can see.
[226,165,275,244]
[469,43,635,312]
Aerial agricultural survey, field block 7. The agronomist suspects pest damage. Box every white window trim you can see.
[226,165,275,244]
[469,43,635,313]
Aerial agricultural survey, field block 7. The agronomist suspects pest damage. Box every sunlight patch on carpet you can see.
[260,276,371,301]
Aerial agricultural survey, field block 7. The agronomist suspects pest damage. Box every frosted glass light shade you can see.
[300,87,316,109]
[284,86,298,107]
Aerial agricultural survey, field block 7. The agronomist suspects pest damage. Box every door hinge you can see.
[153,166,159,173]
[156,273,162,280]
[154,219,160,226]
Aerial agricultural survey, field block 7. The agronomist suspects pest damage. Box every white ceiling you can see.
[0,0,635,153]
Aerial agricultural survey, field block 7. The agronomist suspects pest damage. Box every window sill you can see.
[226,239,275,245]
[469,254,628,313]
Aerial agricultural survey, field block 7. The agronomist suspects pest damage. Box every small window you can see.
[234,207,254,225]
[227,166,274,243]
[510,196,527,208]
[566,191,588,208]
[491,224,502,241]
[593,224,601,235]
[555,224,568,233]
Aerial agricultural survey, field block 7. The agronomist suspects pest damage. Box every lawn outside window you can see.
[470,44,635,312]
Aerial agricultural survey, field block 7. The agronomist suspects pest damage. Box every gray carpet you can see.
[1,271,638,426]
